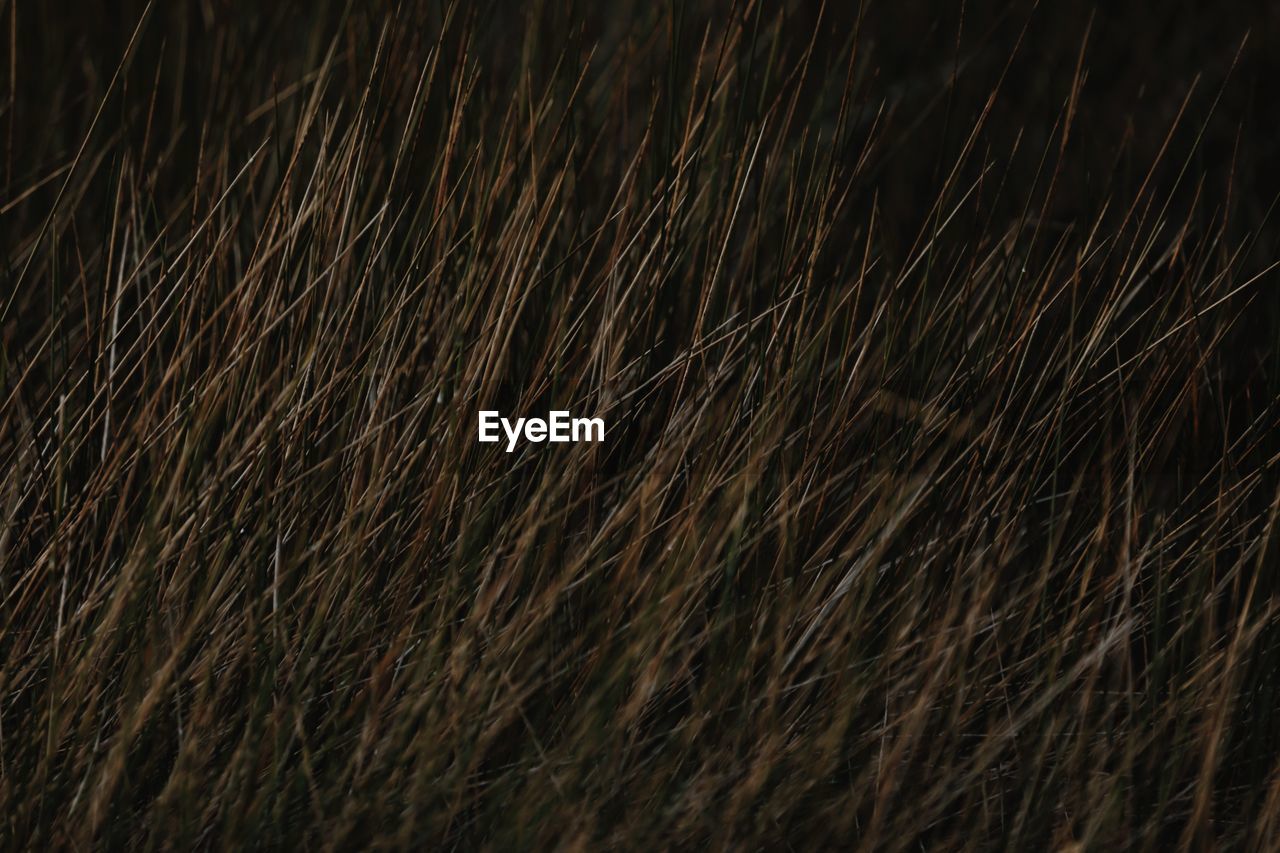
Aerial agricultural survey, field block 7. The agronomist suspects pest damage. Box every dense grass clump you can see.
[2,2,1279,848]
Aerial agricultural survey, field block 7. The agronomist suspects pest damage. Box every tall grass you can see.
[2,1,1278,848]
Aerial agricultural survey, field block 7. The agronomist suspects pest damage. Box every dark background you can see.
[3,1,1279,849]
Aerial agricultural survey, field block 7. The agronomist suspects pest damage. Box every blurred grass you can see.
[2,1,1279,849]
